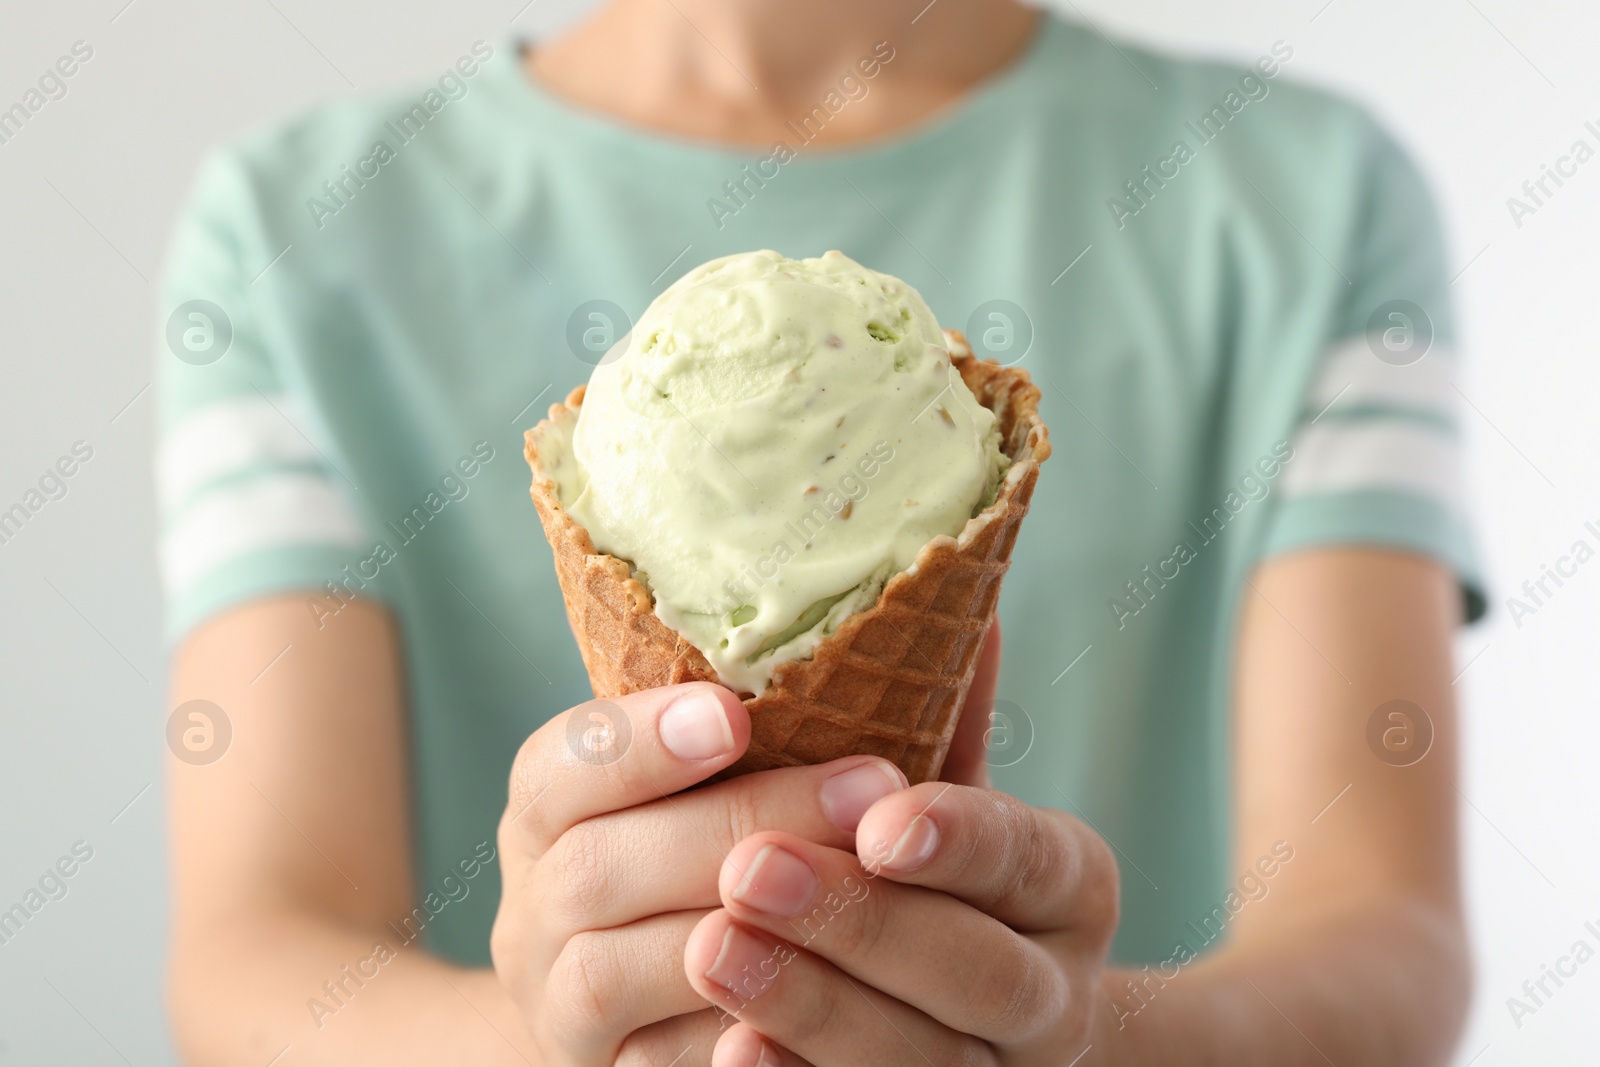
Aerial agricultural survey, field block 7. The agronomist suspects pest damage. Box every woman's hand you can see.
[490,681,919,1065]
[682,622,1121,1067]
[682,781,1119,1066]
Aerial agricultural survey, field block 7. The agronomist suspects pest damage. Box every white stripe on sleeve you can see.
[158,395,324,513]
[1280,420,1462,510]
[159,472,368,600]
[1304,336,1456,417]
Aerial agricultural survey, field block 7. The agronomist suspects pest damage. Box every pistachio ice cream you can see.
[544,250,1007,694]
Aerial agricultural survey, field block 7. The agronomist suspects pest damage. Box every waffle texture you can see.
[525,331,1051,783]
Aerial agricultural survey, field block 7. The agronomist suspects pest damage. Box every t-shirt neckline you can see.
[487,14,1067,173]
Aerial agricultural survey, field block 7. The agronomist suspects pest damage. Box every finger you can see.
[543,909,713,1062]
[939,617,1001,787]
[614,1007,722,1067]
[856,782,1119,932]
[537,756,908,934]
[683,912,996,1067]
[716,832,1064,1043]
[713,1023,814,1067]
[504,683,748,856]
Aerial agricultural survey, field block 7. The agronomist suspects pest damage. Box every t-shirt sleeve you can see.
[1260,122,1487,621]
[155,149,380,643]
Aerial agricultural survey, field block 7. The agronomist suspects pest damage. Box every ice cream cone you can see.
[525,330,1051,784]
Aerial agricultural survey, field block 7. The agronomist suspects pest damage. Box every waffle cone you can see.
[524,330,1051,783]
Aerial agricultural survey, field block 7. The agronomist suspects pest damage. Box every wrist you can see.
[1078,968,1136,1067]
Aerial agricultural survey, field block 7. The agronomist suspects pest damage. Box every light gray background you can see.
[1,1,1595,1064]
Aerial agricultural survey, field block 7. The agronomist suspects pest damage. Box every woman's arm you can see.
[166,596,539,1066]
[1097,547,1470,1065]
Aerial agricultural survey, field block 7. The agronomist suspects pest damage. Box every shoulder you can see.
[1027,18,1444,317]
[174,39,523,248]
[1032,18,1403,192]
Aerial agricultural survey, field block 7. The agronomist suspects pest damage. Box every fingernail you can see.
[732,844,819,917]
[820,760,906,832]
[659,690,734,760]
[881,815,939,872]
[706,924,779,1000]
[753,1038,781,1067]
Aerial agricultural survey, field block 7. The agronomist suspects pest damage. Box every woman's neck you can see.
[526,0,1041,148]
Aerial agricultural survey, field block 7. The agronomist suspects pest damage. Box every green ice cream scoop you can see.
[548,250,1007,694]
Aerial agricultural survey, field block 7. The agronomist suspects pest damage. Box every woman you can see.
[160,0,1480,1063]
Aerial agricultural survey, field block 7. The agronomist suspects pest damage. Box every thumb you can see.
[939,617,1000,787]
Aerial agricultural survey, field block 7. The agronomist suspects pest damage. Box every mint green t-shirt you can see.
[156,16,1482,967]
